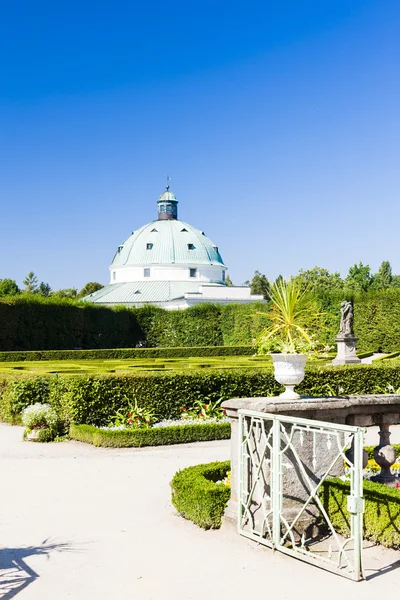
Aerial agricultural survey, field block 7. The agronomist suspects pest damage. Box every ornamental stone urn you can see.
[271,354,307,399]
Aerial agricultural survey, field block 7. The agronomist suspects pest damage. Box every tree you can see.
[293,267,343,295]
[23,271,38,293]
[371,261,393,289]
[78,282,104,298]
[38,282,52,296]
[225,275,233,287]
[55,288,78,299]
[0,278,20,296]
[248,271,271,300]
[345,262,372,293]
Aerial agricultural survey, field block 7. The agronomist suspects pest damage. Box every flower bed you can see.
[171,461,231,529]
[69,420,230,448]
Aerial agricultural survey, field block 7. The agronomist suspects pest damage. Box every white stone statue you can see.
[338,300,354,337]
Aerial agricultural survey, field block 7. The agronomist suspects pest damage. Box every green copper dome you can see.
[111,219,225,267]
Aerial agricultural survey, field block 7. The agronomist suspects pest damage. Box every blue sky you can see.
[0,0,399,290]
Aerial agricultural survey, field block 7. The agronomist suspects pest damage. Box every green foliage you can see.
[256,278,324,353]
[69,422,231,448]
[4,364,400,427]
[183,396,226,419]
[293,267,344,295]
[248,270,271,299]
[171,461,231,529]
[0,278,20,296]
[1,377,51,423]
[0,345,254,362]
[321,478,400,549]
[38,282,52,297]
[353,289,400,352]
[54,288,78,299]
[23,271,38,293]
[220,302,269,346]
[345,262,372,293]
[371,261,393,289]
[109,399,156,428]
[78,282,104,298]
[21,402,65,442]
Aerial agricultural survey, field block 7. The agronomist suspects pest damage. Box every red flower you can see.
[200,414,204,418]
[181,407,186,412]
[396,482,400,489]
[128,419,133,424]
[203,405,208,409]
[129,413,133,417]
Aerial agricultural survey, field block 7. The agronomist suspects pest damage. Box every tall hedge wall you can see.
[1,290,400,352]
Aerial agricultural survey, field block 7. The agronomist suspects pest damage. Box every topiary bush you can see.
[171,461,231,529]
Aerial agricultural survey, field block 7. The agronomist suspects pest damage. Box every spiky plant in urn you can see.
[256,278,324,399]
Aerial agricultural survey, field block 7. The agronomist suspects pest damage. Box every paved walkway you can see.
[1,424,400,599]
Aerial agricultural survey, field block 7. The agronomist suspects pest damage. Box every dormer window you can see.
[188,243,195,250]
[144,268,150,277]
[189,268,197,278]
[117,245,123,253]
[213,246,218,253]
[146,243,153,250]
[181,228,188,232]
[150,228,158,233]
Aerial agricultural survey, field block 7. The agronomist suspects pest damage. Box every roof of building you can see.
[84,281,227,304]
[157,187,177,203]
[111,219,225,268]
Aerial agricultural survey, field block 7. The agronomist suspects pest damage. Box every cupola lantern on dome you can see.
[157,185,178,220]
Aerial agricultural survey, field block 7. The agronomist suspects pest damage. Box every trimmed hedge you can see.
[321,478,400,549]
[3,290,400,353]
[171,461,231,529]
[0,345,254,362]
[3,364,400,426]
[69,421,231,447]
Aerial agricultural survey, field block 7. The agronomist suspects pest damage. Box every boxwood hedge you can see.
[2,363,400,425]
[0,345,253,362]
[171,461,231,529]
[69,421,231,447]
[321,478,400,549]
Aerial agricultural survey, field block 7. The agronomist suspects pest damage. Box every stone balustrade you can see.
[222,394,400,523]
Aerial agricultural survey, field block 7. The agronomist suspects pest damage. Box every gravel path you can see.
[1,423,400,599]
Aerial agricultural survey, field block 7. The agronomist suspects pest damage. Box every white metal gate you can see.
[238,409,365,580]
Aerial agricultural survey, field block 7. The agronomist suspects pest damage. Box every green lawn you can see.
[0,355,277,376]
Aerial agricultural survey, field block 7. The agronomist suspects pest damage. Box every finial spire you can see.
[166,175,171,191]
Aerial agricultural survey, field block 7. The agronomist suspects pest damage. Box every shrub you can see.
[69,421,231,447]
[0,345,254,362]
[3,363,400,427]
[21,402,64,442]
[321,478,400,549]
[171,461,231,529]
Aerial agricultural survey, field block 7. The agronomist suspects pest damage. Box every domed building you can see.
[85,186,263,309]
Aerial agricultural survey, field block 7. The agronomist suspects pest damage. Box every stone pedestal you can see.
[332,335,361,365]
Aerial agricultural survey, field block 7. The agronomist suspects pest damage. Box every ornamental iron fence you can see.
[238,409,365,581]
